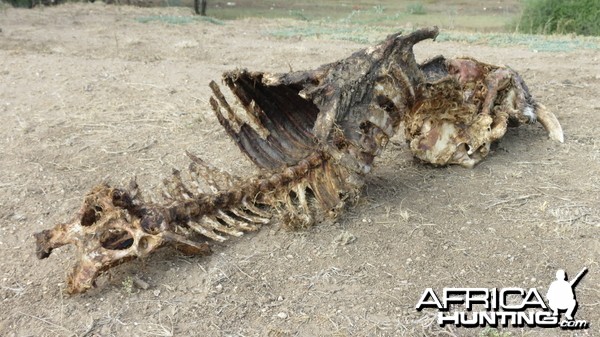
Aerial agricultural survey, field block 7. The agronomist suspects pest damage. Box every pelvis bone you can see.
[34,27,563,294]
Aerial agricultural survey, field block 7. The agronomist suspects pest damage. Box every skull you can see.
[34,184,210,293]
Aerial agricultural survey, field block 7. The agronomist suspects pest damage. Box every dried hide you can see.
[410,56,563,168]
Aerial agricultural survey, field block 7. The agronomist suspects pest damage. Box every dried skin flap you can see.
[412,56,563,167]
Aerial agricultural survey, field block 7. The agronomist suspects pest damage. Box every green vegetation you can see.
[270,25,384,44]
[127,0,600,50]
[207,1,515,32]
[406,3,427,15]
[264,1,600,50]
[479,327,512,337]
[121,276,134,294]
[437,31,600,52]
[270,24,600,51]
[7,0,31,8]
[135,14,224,25]
[516,0,600,36]
[9,0,593,48]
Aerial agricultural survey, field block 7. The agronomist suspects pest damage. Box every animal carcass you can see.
[34,27,562,293]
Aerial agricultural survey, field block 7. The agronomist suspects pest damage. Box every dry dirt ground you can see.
[0,4,599,337]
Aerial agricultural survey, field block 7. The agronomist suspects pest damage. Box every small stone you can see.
[333,231,356,246]
[132,276,149,290]
[276,312,288,319]
[11,213,26,222]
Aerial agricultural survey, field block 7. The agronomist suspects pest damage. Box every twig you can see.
[125,118,174,124]
[2,284,25,294]
[408,223,436,237]
[231,263,256,280]
[515,161,561,166]
[133,276,150,290]
[101,139,157,155]
[0,246,22,250]
[557,213,590,225]
[485,194,540,210]
[191,95,209,105]
[16,311,74,335]
[114,32,119,57]
[584,302,600,306]
[139,322,174,337]
[82,123,118,129]
[550,80,586,89]
[80,318,96,337]
[534,187,572,202]
[438,329,460,337]
[125,82,168,89]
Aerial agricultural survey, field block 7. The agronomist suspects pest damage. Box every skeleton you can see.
[34,27,563,294]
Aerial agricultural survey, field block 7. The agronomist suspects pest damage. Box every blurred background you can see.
[4,0,600,36]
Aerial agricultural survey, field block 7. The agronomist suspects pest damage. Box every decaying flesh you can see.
[34,27,563,294]
[410,55,563,168]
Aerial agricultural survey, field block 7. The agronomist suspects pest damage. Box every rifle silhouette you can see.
[570,267,588,287]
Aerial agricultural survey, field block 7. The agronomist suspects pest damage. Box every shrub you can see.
[516,0,600,36]
[8,0,32,7]
[407,3,426,15]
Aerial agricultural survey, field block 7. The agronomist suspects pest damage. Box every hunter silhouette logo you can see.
[415,267,590,329]
[546,268,587,321]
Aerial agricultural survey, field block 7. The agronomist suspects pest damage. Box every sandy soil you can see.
[0,3,599,336]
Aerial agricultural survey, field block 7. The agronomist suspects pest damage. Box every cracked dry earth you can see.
[0,3,599,336]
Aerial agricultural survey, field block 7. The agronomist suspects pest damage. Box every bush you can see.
[516,0,600,36]
[407,3,426,15]
[8,0,32,7]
